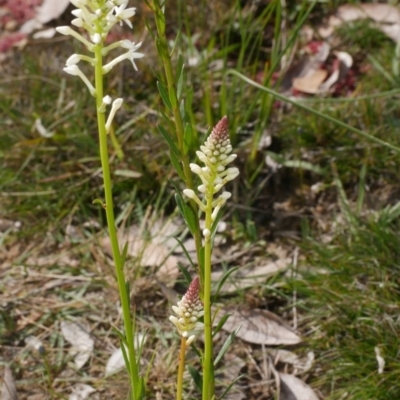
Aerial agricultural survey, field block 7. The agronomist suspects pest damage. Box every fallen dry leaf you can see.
[19,0,70,35]
[0,219,20,232]
[1,366,17,400]
[69,384,96,400]
[35,0,70,24]
[216,307,301,345]
[279,373,319,400]
[293,69,328,94]
[105,333,146,376]
[102,226,179,286]
[268,349,314,373]
[105,347,127,377]
[61,321,94,370]
[279,41,330,93]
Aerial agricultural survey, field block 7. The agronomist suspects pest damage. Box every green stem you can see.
[176,338,187,400]
[94,43,139,399]
[202,190,214,399]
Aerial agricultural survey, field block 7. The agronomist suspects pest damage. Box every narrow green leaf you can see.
[170,150,185,181]
[143,15,156,41]
[213,313,232,337]
[120,339,130,371]
[168,86,177,109]
[176,54,184,81]
[186,85,194,107]
[92,198,104,207]
[183,203,198,237]
[187,365,203,393]
[157,81,172,111]
[136,330,147,368]
[155,38,167,58]
[180,99,186,123]
[173,186,199,237]
[211,267,239,305]
[136,377,146,400]
[219,374,246,400]
[157,125,180,156]
[174,237,196,270]
[189,342,202,361]
[121,241,129,267]
[169,28,181,57]
[112,327,127,346]
[158,108,176,132]
[177,262,192,285]
[125,280,131,299]
[214,326,241,367]
[184,122,193,154]
[174,193,198,236]
[176,55,184,99]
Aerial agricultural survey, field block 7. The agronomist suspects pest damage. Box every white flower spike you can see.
[57,0,144,95]
[183,116,239,237]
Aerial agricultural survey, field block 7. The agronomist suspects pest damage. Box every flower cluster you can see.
[183,116,239,239]
[56,0,144,116]
[169,277,203,345]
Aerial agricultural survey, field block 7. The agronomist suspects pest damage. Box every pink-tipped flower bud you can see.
[210,116,228,142]
[169,277,203,343]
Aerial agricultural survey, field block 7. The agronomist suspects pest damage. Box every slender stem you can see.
[94,43,139,398]
[176,338,187,400]
[202,188,215,399]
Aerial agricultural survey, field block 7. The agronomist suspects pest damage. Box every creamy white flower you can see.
[113,4,136,28]
[105,98,123,133]
[103,95,112,105]
[102,45,144,73]
[203,229,211,238]
[92,33,102,44]
[71,18,84,27]
[63,65,95,95]
[66,54,81,66]
[56,26,93,50]
[183,189,195,199]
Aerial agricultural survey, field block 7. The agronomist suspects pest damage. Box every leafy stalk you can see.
[151,0,203,270]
